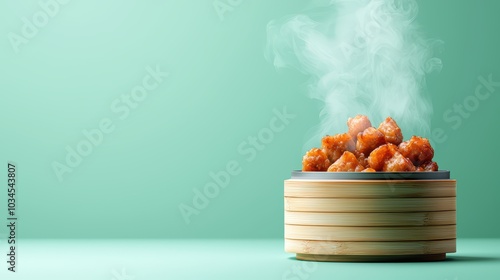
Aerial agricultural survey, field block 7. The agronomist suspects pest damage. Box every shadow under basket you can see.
[284,171,456,262]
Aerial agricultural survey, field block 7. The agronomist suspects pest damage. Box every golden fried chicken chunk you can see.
[321,133,355,163]
[302,148,331,171]
[367,143,398,171]
[417,161,439,172]
[398,136,434,166]
[300,116,440,173]
[383,152,416,171]
[327,151,359,172]
[361,167,376,172]
[378,117,403,145]
[354,151,369,168]
[356,127,386,155]
[347,115,372,140]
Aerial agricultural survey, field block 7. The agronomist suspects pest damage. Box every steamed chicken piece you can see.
[356,127,386,155]
[378,117,403,145]
[399,136,434,166]
[302,148,331,171]
[321,133,355,163]
[417,161,439,172]
[383,152,416,171]
[367,143,398,171]
[347,115,372,140]
[327,151,360,172]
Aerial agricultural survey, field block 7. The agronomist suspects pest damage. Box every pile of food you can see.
[302,115,438,172]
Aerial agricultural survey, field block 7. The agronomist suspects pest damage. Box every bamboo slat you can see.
[284,197,455,212]
[285,224,456,241]
[285,179,456,198]
[285,239,456,255]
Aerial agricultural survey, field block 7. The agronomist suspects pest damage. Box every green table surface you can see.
[1,238,499,279]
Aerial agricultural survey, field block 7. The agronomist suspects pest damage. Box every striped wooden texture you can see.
[285,211,456,226]
[284,179,457,259]
[286,239,456,255]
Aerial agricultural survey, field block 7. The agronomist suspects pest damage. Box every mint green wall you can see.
[0,1,498,239]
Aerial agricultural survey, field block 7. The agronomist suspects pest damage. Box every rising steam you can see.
[266,0,442,149]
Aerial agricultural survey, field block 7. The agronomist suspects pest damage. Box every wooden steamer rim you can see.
[285,180,456,198]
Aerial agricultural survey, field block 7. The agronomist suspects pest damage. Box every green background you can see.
[0,0,499,240]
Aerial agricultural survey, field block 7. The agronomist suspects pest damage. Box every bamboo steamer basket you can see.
[284,171,456,262]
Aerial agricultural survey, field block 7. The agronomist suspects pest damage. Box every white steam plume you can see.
[266,0,442,150]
